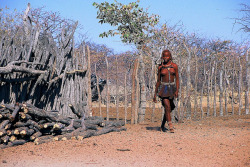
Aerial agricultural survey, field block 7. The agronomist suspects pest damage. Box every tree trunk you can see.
[131,59,138,124]
[138,53,146,123]
[135,59,140,124]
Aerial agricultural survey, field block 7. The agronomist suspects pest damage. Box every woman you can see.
[153,49,179,133]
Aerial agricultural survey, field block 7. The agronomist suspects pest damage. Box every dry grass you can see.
[92,95,249,124]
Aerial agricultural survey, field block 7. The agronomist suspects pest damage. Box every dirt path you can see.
[0,115,249,167]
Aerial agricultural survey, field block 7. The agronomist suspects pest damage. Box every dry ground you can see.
[0,106,249,167]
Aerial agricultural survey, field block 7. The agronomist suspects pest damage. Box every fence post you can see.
[213,61,217,116]
[245,49,249,115]
[124,73,127,124]
[105,56,110,121]
[95,63,102,117]
[116,55,119,120]
[87,45,92,117]
[238,58,242,115]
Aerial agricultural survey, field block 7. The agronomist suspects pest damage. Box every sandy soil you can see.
[0,113,249,167]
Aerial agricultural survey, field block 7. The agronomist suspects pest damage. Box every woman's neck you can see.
[163,61,171,66]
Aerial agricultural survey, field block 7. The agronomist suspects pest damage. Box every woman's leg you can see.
[162,98,171,122]
[162,98,174,133]
[161,112,166,131]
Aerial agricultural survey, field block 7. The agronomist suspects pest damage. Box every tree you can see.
[93,0,159,123]
[233,4,250,33]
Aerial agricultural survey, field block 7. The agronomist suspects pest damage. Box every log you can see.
[34,135,53,145]
[9,135,16,142]
[14,122,27,128]
[10,104,21,122]
[26,120,41,131]
[1,135,10,144]
[23,103,58,121]
[19,112,32,121]
[76,130,96,141]
[0,104,15,111]
[20,128,35,137]
[68,104,83,118]
[4,123,11,130]
[6,130,13,136]
[0,120,10,130]
[0,129,7,137]
[11,140,27,146]
[104,120,125,127]
[43,122,55,129]
[95,127,126,136]
[53,123,65,131]
[14,127,29,136]
[30,131,42,141]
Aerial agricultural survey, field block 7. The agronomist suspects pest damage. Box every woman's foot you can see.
[160,126,167,132]
[168,122,174,133]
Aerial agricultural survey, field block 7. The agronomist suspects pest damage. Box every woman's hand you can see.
[174,91,178,98]
[153,95,157,103]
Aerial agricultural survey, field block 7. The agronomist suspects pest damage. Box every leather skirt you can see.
[158,84,176,111]
[158,84,176,99]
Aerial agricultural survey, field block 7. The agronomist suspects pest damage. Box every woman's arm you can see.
[153,66,161,102]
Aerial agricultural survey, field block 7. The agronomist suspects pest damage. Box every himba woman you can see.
[153,49,179,133]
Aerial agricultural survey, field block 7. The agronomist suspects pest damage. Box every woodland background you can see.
[0,2,249,125]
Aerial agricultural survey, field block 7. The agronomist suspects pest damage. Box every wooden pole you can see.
[124,73,127,124]
[200,54,206,119]
[87,45,92,117]
[150,59,156,122]
[207,60,212,116]
[231,60,235,115]
[213,61,217,116]
[238,58,242,115]
[95,64,102,117]
[194,50,198,118]
[245,49,249,115]
[105,56,110,121]
[178,56,183,121]
[116,55,119,120]
[219,61,224,116]
[184,44,192,119]
[225,66,228,115]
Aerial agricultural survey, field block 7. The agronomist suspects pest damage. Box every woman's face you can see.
[162,52,171,63]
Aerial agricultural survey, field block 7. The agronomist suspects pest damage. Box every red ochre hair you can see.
[161,49,172,60]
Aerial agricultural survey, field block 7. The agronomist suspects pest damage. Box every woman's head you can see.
[161,49,172,63]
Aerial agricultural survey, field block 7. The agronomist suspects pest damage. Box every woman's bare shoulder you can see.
[171,62,178,68]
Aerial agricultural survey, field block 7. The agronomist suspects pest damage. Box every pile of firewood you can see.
[0,103,126,149]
